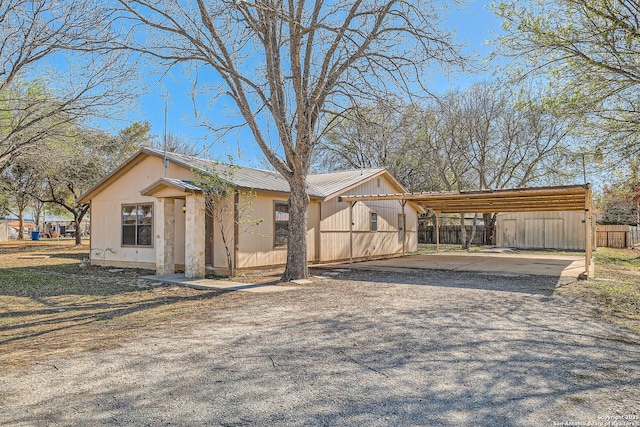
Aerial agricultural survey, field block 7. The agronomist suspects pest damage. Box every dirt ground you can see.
[1,242,639,426]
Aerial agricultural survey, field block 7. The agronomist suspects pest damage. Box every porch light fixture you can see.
[182,203,186,214]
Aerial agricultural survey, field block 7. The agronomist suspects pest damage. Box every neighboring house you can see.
[495,211,590,251]
[0,219,37,240]
[78,148,420,277]
[0,220,8,241]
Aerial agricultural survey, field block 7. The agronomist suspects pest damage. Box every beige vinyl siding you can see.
[88,153,416,271]
[208,194,235,270]
[89,156,192,268]
[235,194,320,269]
[319,174,418,261]
[496,211,586,250]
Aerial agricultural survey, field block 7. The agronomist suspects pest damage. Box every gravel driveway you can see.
[1,269,639,426]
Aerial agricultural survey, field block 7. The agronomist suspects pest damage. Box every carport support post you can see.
[435,211,440,253]
[349,201,356,264]
[400,200,406,256]
[584,186,594,278]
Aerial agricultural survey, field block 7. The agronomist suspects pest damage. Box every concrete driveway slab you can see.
[339,252,586,277]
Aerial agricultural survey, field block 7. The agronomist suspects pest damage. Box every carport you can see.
[339,184,594,278]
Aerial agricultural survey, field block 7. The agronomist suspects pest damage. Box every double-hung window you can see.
[370,212,378,232]
[122,204,153,246]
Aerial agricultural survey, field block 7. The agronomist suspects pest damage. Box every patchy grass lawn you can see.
[561,247,640,332]
[0,240,224,372]
[2,240,639,373]
[416,243,484,253]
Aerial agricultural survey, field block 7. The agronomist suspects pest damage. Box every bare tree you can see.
[0,0,137,173]
[429,83,573,246]
[149,131,203,157]
[316,100,407,170]
[112,0,465,280]
[317,81,574,247]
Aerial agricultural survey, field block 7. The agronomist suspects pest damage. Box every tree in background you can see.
[316,81,573,246]
[0,156,40,239]
[149,130,202,158]
[0,0,137,173]
[112,0,466,280]
[315,101,442,192]
[26,122,151,245]
[598,158,640,226]
[494,0,640,157]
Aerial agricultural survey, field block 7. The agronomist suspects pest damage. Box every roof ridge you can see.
[154,148,279,175]
[308,167,385,177]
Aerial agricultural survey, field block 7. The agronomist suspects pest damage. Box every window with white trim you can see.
[122,204,153,246]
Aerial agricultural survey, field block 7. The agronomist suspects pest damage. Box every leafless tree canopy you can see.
[0,0,137,173]
[316,82,572,192]
[113,0,465,279]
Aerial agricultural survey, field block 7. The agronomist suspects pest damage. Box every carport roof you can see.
[338,184,591,213]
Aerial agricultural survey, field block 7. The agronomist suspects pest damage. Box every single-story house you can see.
[78,148,420,277]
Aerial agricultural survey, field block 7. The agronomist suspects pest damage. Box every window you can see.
[122,204,153,246]
[274,201,289,247]
[370,212,378,232]
[398,213,405,242]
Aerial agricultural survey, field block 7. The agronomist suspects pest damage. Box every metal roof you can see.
[153,149,326,197]
[79,148,389,203]
[148,149,396,199]
[307,168,386,198]
[139,177,203,196]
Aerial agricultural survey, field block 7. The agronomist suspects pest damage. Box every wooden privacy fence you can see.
[419,225,487,245]
[596,225,640,248]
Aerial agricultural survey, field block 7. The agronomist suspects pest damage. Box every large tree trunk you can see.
[32,199,44,232]
[282,177,309,281]
[483,213,493,246]
[18,208,25,240]
[74,208,89,245]
[459,214,467,249]
[467,214,478,249]
[461,213,478,250]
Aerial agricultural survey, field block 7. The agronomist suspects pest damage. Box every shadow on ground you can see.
[0,262,223,369]
[312,266,575,296]
[2,275,639,426]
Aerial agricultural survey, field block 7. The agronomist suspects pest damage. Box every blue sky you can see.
[129,1,502,168]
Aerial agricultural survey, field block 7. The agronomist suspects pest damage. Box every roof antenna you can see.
[163,97,169,177]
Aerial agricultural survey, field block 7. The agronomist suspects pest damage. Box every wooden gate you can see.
[596,225,640,248]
